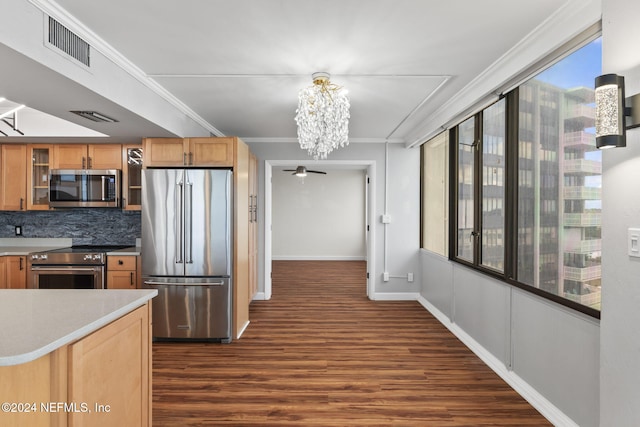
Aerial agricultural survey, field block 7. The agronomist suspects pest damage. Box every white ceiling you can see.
[0,0,580,144]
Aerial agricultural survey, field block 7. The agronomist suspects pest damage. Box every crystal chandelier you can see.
[295,72,350,160]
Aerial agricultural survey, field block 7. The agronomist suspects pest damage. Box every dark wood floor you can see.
[152,260,551,426]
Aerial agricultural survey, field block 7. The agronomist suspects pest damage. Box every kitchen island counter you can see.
[0,289,156,366]
[0,289,156,426]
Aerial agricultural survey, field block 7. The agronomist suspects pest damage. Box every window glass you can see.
[517,38,602,310]
[421,132,449,256]
[457,117,475,262]
[481,99,506,271]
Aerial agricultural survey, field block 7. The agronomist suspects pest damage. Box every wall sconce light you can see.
[595,73,640,149]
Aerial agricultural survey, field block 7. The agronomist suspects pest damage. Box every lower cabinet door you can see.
[68,304,151,427]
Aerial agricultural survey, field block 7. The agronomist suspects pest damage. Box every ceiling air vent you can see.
[47,16,90,67]
[70,111,118,123]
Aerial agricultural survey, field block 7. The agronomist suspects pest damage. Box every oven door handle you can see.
[30,266,101,272]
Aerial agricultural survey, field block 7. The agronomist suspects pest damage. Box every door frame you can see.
[264,160,376,300]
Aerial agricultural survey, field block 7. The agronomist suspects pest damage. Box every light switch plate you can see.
[628,228,640,257]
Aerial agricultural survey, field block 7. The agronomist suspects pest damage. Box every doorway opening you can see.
[264,160,376,300]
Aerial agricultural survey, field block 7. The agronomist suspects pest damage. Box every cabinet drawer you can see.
[107,256,136,271]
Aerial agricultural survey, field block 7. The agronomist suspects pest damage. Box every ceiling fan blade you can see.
[282,169,296,172]
[307,170,327,174]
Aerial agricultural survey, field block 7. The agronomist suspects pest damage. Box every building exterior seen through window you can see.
[517,38,602,310]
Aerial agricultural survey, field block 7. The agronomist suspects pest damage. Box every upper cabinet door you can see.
[188,137,234,166]
[143,138,189,167]
[27,145,52,210]
[88,144,123,169]
[122,145,143,211]
[53,144,86,169]
[0,144,27,211]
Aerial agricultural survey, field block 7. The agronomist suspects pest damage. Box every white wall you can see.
[420,250,600,427]
[600,0,640,424]
[272,168,366,260]
[248,141,421,298]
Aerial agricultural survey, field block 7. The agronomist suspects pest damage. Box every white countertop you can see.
[106,246,141,256]
[0,289,157,366]
[0,238,73,256]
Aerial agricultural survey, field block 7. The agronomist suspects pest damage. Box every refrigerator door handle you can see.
[185,179,193,264]
[144,280,226,286]
[176,180,184,264]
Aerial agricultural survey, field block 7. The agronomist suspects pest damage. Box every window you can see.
[420,132,449,256]
[451,99,506,273]
[517,38,602,311]
[440,36,602,317]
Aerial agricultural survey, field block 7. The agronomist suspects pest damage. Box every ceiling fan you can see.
[283,166,327,177]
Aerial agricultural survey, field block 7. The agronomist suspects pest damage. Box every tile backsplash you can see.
[0,210,141,246]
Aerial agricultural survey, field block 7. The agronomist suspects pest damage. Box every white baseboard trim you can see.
[252,292,268,301]
[271,256,367,261]
[372,292,421,301]
[416,295,579,427]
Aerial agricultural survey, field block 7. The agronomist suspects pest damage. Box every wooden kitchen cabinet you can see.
[0,144,27,211]
[143,137,234,167]
[0,256,27,288]
[107,255,138,289]
[122,145,143,210]
[142,138,188,166]
[188,137,234,166]
[6,256,27,289]
[53,144,122,169]
[26,144,53,210]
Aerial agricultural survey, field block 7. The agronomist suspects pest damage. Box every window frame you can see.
[447,89,600,320]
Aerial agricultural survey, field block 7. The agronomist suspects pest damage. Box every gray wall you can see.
[272,168,366,260]
[0,210,140,246]
[420,250,600,427]
[600,0,640,424]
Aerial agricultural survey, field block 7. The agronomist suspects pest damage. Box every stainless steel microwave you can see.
[49,169,121,208]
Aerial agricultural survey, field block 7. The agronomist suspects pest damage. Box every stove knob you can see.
[93,254,102,261]
[31,254,39,260]
[39,254,48,260]
[83,254,93,261]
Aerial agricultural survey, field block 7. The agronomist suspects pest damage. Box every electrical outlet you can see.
[383,272,389,281]
[407,273,414,282]
[15,226,22,236]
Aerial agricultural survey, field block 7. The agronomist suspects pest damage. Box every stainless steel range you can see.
[27,245,129,290]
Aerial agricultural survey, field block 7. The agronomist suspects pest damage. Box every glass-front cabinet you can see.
[27,145,52,210]
[123,145,143,211]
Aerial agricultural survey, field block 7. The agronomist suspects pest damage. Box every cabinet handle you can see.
[82,157,86,169]
[253,195,258,222]
[130,272,134,286]
[183,152,187,166]
[123,197,127,208]
[189,152,193,165]
[88,156,93,169]
[19,257,23,271]
[20,198,24,210]
[118,259,124,265]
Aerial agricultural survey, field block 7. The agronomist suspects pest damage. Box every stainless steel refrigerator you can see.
[141,168,233,342]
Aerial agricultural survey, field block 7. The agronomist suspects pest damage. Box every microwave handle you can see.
[101,176,107,201]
